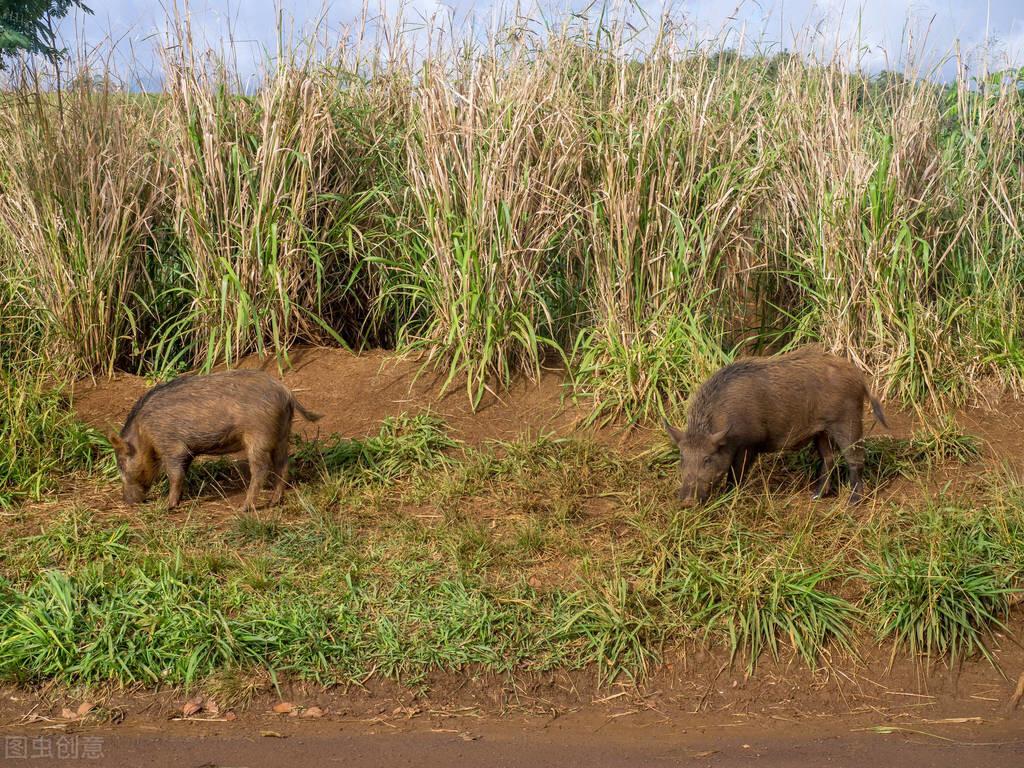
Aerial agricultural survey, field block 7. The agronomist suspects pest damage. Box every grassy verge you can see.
[0,369,109,509]
[1,413,1020,691]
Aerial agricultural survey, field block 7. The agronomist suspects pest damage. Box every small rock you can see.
[301,706,325,719]
[272,702,296,715]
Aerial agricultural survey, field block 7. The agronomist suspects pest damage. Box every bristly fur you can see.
[121,375,194,434]
[114,369,317,510]
[674,346,886,506]
[686,359,764,433]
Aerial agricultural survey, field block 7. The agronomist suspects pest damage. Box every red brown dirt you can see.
[3,639,1024,767]
[3,709,1022,768]
[73,348,587,448]
[72,347,1024,465]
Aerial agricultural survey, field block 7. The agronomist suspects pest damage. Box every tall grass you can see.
[156,13,370,370]
[0,367,107,508]
[380,25,589,405]
[1,5,1023,416]
[0,68,163,374]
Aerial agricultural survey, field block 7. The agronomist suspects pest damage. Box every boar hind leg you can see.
[242,446,272,511]
[270,439,290,506]
[165,453,193,510]
[812,434,837,499]
[829,422,866,505]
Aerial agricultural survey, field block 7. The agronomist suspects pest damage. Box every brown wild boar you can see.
[110,370,321,510]
[663,346,888,505]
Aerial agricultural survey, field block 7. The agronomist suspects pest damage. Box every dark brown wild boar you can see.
[110,370,321,510]
[663,346,888,505]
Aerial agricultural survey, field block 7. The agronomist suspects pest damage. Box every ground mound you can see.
[74,348,580,447]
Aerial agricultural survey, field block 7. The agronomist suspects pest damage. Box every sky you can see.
[58,1,1024,84]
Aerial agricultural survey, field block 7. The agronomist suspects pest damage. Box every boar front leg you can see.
[164,452,193,510]
[242,446,271,511]
[727,448,756,488]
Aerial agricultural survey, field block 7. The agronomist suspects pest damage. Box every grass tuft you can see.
[0,370,108,508]
[861,508,1021,665]
[667,542,857,671]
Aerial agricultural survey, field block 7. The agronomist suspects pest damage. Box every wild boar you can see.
[110,370,321,510]
[663,346,888,505]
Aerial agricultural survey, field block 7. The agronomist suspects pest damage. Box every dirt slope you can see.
[74,348,585,447]
[74,347,1024,462]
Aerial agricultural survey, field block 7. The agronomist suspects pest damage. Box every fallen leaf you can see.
[692,750,718,758]
[260,730,285,738]
[182,695,204,718]
[204,698,220,717]
[76,702,96,717]
[224,711,237,722]
[528,576,542,588]
[273,702,296,715]
[60,708,77,721]
[301,706,325,719]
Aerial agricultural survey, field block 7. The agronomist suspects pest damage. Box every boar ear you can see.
[710,428,730,448]
[109,434,134,456]
[663,419,685,446]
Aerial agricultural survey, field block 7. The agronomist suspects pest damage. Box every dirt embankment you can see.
[74,348,582,447]
[3,648,1024,768]
[75,346,1024,465]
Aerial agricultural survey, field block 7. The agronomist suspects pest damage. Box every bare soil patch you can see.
[3,639,1024,767]
[73,347,1024,462]
[73,348,583,447]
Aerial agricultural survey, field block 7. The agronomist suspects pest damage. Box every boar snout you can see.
[675,482,711,507]
[121,481,147,505]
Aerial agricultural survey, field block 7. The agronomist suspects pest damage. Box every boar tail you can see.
[868,392,888,428]
[292,398,323,423]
